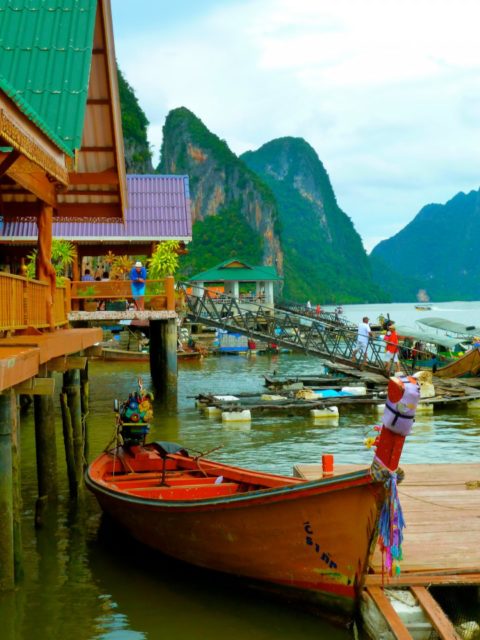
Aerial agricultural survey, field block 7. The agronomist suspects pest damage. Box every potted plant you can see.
[79,285,98,311]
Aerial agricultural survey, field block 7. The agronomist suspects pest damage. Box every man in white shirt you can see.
[351,316,371,367]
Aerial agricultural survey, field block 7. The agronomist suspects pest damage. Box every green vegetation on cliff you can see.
[370,189,480,301]
[242,138,386,303]
[117,69,153,173]
[178,206,263,278]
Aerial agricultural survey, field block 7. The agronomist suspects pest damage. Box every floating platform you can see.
[294,462,480,639]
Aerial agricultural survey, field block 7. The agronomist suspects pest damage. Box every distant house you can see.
[189,259,282,307]
[1,174,192,275]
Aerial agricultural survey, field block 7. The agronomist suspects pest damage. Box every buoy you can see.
[204,405,222,416]
[341,386,366,396]
[375,403,386,413]
[310,406,339,419]
[221,409,251,422]
[213,395,239,402]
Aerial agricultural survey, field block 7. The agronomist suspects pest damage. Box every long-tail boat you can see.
[86,376,422,623]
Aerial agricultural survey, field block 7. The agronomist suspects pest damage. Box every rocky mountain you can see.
[241,138,385,303]
[118,69,153,174]
[157,107,283,277]
[370,189,480,301]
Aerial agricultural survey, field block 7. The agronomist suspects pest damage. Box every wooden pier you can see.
[294,462,480,638]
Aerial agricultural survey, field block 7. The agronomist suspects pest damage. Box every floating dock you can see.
[294,462,480,639]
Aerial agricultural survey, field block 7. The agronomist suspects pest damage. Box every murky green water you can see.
[2,300,480,639]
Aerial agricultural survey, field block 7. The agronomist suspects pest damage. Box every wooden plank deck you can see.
[0,327,102,391]
[293,463,480,583]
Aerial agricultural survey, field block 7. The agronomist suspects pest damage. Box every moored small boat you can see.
[86,376,423,623]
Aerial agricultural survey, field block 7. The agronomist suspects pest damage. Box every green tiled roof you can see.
[0,0,97,155]
[190,259,282,282]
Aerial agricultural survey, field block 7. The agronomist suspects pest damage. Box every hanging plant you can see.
[147,241,180,279]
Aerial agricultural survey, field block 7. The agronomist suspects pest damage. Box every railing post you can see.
[166,276,175,311]
[64,280,71,317]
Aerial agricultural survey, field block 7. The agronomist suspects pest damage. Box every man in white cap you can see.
[129,261,147,310]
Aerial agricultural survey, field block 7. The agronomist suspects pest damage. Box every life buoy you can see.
[374,375,420,471]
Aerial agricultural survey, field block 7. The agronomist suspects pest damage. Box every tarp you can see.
[394,325,464,350]
[416,317,479,337]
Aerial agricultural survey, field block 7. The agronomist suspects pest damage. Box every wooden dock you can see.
[294,462,480,639]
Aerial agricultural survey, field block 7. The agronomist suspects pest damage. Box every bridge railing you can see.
[0,271,68,331]
[179,283,394,373]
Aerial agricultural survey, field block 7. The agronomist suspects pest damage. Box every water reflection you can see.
[89,518,350,640]
[1,352,480,639]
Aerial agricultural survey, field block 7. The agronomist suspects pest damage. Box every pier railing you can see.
[69,276,176,311]
[179,283,393,374]
[0,272,69,331]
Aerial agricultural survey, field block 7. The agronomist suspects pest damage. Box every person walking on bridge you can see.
[383,321,401,375]
[351,316,371,368]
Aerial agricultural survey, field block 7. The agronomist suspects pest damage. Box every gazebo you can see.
[189,259,282,307]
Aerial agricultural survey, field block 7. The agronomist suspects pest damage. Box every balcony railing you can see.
[69,276,176,311]
[0,272,69,331]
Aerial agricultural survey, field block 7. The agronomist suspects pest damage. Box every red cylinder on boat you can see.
[322,454,334,476]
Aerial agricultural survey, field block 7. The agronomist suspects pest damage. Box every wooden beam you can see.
[87,98,109,105]
[365,573,480,587]
[46,356,87,373]
[365,586,414,640]
[410,587,461,640]
[7,156,57,205]
[13,377,55,396]
[78,146,114,152]
[55,203,122,218]
[68,170,119,185]
[0,149,20,177]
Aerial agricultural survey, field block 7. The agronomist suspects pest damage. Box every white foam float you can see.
[221,409,251,423]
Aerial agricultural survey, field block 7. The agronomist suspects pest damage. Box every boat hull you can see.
[87,451,383,620]
[434,347,480,378]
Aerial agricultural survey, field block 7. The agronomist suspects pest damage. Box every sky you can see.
[111,0,480,252]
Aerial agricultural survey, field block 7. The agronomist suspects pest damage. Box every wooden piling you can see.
[62,370,84,497]
[11,392,23,580]
[80,362,90,465]
[149,318,178,393]
[33,372,57,510]
[0,390,15,590]
[60,391,77,496]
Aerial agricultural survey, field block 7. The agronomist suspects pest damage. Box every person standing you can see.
[383,321,401,375]
[129,261,147,310]
[351,316,371,368]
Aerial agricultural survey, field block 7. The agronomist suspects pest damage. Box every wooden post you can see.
[0,390,15,591]
[11,392,23,580]
[36,204,56,330]
[62,370,84,497]
[149,318,178,394]
[166,275,175,311]
[72,244,80,311]
[33,371,57,526]
[60,391,77,495]
[80,362,90,465]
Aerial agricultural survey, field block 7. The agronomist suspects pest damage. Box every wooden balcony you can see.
[69,275,176,312]
[0,272,69,332]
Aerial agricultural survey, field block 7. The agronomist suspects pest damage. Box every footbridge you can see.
[179,284,390,379]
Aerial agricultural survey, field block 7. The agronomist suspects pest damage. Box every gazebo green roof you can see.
[190,259,282,283]
[0,0,98,155]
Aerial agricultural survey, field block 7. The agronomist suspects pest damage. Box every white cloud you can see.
[112,0,480,250]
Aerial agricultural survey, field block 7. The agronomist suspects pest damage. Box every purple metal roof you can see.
[2,175,192,243]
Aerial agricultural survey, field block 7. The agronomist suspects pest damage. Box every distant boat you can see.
[415,289,431,310]
[101,347,203,362]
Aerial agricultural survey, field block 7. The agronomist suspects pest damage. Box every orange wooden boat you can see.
[86,376,423,622]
